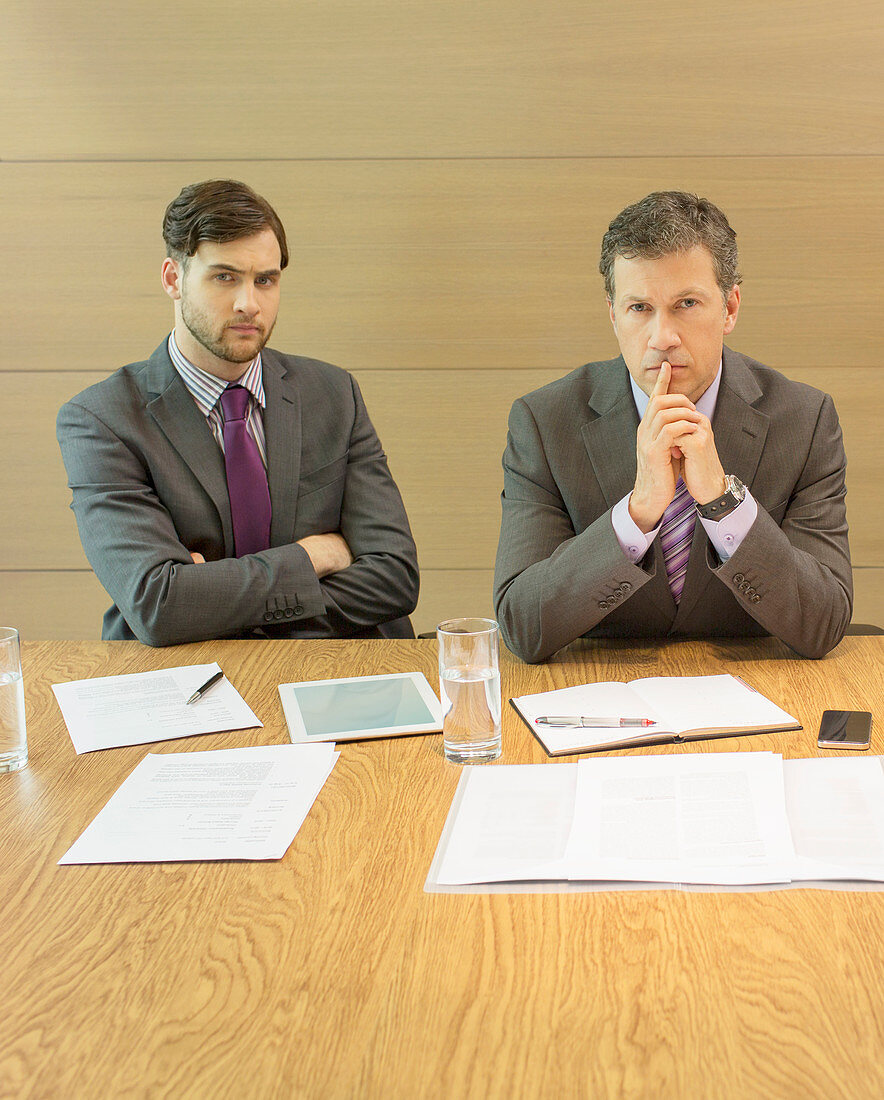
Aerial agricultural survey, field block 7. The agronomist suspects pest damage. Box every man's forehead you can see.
[611,246,717,297]
[191,230,282,270]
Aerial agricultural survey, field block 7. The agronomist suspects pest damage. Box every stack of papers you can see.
[60,743,337,865]
[427,754,884,891]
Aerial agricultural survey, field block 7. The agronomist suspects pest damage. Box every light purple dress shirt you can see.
[611,363,758,564]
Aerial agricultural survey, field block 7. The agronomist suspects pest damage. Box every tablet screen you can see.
[279,672,443,742]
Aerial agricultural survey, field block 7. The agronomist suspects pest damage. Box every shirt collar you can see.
[629,359,723,422]
[167,331,265,418]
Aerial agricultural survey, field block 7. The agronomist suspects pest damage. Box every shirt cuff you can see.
[700,490,758,562]
[612,493,661,563]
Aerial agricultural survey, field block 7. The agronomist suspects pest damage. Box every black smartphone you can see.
[817,709,872,750]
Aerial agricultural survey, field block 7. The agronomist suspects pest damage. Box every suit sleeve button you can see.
[284,607,294,618]
[263,612,274,622]
[622,581,632,592]
[733,573,744,585]
[599,601,608,611]
[294,605,305,616]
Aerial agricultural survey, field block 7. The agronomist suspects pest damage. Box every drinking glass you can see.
[0,627,27,773]
[437,618,502,763]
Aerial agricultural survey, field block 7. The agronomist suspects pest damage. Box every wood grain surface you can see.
[3,2,881,160]
[2,636,883,1098]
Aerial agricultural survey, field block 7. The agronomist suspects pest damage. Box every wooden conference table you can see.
[2,634,883,1099]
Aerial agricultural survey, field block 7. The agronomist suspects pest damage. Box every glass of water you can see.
[0,627,27,773]
[437,618,502,763]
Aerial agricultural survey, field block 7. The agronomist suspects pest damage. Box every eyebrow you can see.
[206,263,282,278]
[621,287,709,302]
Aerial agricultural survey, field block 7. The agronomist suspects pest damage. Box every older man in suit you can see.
[58,179,419,645]
[494,191,852,663]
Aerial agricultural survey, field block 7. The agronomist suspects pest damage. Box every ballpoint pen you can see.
[186,670,224,705]
[534,716,657,728]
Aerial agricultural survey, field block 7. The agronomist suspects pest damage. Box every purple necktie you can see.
[219,385,271,557]
[659,479,694,603]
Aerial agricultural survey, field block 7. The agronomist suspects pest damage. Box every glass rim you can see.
[0,626,20,643]
[436,617,499,637]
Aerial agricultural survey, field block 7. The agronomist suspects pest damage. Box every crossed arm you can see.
[57,384,418,645]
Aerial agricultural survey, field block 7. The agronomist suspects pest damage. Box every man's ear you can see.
[723,284,741,336]
[607,297,617,334]
[161,257,184,301]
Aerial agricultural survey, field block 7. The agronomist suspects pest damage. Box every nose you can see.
[648,312,680,352]
[234,282,259,316]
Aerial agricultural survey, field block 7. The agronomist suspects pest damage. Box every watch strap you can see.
[695,476,746,521]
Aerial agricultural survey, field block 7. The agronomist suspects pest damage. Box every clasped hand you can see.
[628,361,726,534]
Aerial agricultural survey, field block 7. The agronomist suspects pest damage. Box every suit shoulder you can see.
[729,351,834,415]
[515,358,624,411]
[58,358,153,418]
[263,348,353,386]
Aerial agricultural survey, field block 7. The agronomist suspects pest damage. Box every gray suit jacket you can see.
[57,341,419,645]
[494,348,852,663]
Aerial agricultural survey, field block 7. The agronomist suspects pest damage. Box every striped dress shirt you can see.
[167,331,268,466]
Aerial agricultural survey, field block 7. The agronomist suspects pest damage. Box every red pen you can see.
[535,716,657,728]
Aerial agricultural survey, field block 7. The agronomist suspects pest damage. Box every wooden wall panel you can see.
[2,159,881,373]
[2,0,881,641]
[3,2,881,160]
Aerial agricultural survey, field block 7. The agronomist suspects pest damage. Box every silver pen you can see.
[535,716,657,728]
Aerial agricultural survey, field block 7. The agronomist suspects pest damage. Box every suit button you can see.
[751,594,761,603]
[284,608,294,618]
[746,586,756,597]
[621,582,632,592]
[599,601,608,611]
[294,605,305,616]
[733,573,744,585]
[273,609,284,619]
[263,612,274,622]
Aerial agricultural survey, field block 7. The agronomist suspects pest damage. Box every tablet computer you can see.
[279,671,443,743]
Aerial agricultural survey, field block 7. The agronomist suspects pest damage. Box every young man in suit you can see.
[58,179,419,645]
[494,191,852,663]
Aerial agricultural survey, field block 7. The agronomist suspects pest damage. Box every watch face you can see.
[730,476,747,501]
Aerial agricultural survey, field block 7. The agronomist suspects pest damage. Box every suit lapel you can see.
[142,342,235,552]
[675,348,770,624]
[261,349,302,545]
[580,360,677,621]
[580,359,640,506]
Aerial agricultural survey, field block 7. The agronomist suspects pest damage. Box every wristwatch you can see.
[695,475,747,521]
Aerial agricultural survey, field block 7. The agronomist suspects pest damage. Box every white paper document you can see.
[428,754,884,892]
[59,743,337,864]
[431,764,577,885]
[52,663,262,753]
[566,752,795,885]
[784,757,884,881]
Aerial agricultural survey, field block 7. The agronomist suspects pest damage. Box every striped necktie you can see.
[659,479,694,603]
[219,385,272,557]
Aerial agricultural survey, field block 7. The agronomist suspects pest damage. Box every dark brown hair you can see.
[162,180,289,268]
[599,191,740,302]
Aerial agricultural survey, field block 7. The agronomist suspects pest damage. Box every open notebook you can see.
[510,673,800,755]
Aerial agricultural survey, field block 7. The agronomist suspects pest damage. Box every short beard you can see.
[180,298,274,365]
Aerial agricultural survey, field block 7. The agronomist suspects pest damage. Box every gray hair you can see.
[599,191,741,302]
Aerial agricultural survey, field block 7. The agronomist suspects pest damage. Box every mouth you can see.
[228,324,261,336]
